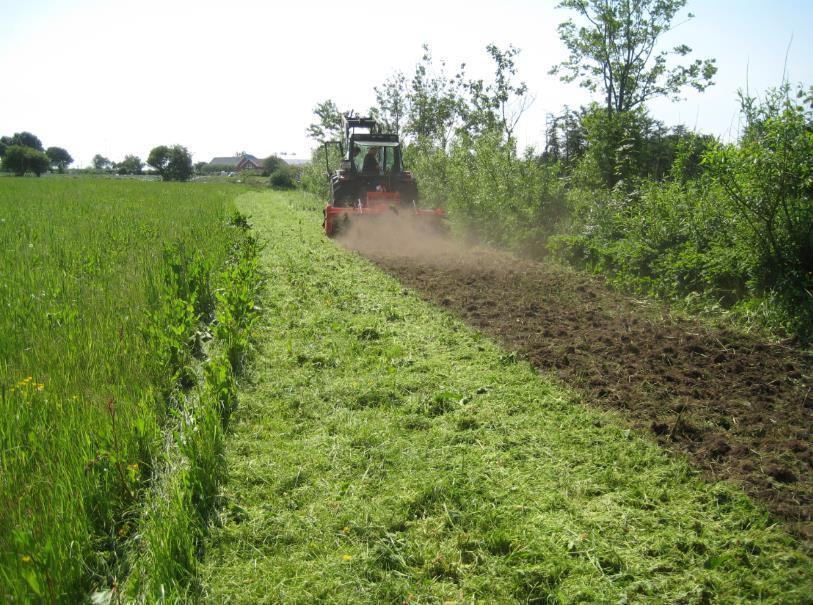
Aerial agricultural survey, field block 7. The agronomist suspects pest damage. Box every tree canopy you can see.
[262,155,287,176]
[0,137,11,157]
[464,44,531,141]
[1,132,45,156]
[551,0,716,115]
[115,154,144,175]
[404,45,466,149]
[45,147,73,173]
[306,100,343,143]
[1,145,51,176]
[373,72,408,136]
[147,145,193,181]
[92,154,113,171]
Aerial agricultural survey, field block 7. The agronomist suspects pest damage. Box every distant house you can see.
[208,154,263,171]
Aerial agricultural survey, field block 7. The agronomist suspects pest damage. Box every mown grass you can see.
[0,178,245,601]
[201,191,812,603]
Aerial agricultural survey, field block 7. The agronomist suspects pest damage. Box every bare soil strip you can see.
[351,236,813,548]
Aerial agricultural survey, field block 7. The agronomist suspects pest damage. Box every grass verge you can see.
[200,191,813,603]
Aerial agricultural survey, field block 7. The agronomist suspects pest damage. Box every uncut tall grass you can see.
[0,178,238,601]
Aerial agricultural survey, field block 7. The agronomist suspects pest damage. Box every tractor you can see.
[322,114,444,237]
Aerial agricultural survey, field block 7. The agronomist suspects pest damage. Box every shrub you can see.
[444,130,565,250]
[198,163,233,175]
[550,179,749,303]
[269,166,297,189]
[262,155,286,176]
[301,145,341,198]
[705,84,813,337]
[1,145,51,176]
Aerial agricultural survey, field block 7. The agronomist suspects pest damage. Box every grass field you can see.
[3,181,812,603]
[0,178,248,601]
[200,192,812,603]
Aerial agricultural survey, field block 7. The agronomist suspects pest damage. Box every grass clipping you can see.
[201,191,813,604]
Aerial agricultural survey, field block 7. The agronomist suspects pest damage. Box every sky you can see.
[1,0,812,168]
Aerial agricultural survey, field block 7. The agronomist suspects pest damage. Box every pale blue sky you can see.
[1,0,811,167]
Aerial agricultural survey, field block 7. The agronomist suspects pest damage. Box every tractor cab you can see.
[352,141,402,175]
[327,115,416,208]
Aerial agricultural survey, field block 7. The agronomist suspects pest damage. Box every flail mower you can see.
[322,114,445,237]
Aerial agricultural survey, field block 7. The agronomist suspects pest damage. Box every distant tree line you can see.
[2,132,293,185]
[304,0,813,341]
[88,146,193,181]
[0,131,73,176]
[89,153,145,175]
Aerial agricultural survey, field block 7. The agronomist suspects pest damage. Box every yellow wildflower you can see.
[342,554,352,561]
[21,555,31,563]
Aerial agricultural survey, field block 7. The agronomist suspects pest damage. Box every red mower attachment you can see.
[324,191,445,237]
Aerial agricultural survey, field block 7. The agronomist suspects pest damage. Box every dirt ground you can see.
[341,222,813,549]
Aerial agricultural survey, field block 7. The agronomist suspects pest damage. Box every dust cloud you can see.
[336,213,465,265]
[335,211,529,278]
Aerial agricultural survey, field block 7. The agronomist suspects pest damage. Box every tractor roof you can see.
[350,133,399,144]
[345,117,379,131]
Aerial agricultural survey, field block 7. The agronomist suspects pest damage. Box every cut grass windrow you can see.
[201,191,812,604]
[119,211,263,601]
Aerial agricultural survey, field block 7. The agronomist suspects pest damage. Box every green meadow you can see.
[0,178,247,601]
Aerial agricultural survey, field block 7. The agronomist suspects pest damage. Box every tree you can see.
[262,155,286,176]
[0,136,13,157]
[92,154,113,171]
[46,147,73,173]
[374,71,408,135]
[543,107,588,169]
[1,145,51,176]
[465,44,532,141]
[2,146,31,175]
[307,100,344,142]
[404,45,466,149]
[1,132,44,156]
[577,104,651,185]
[147,145,193,181]
[116,154,144,175]
[551,0,716,116]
